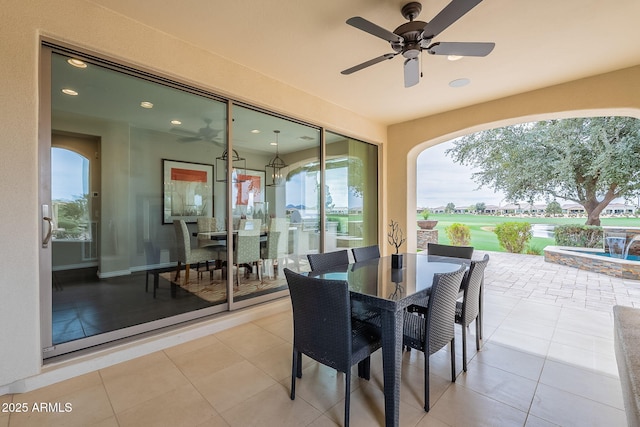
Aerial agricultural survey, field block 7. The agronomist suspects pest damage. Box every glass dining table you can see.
[307,252,469,427]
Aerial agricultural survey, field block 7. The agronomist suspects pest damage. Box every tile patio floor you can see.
[2,251,639,426]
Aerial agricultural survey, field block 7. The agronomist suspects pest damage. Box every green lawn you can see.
[424,213,640,253]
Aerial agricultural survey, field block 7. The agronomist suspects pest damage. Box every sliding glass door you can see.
[40,44,377,358]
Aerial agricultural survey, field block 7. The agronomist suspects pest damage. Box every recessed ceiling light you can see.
[447,55,463,61]
[140,101,154,109]
[170,120,182,125]
[270,142,278,146]
[251,129,260,134]
[449,78,470,88]
[61,88,78,96]
[67,58,87,68]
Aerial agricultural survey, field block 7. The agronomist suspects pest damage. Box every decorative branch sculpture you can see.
[387,220,406,254]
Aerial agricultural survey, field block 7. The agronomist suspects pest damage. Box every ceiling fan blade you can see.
[423,0,483,39]
[404,57,419,88]
[341,53,397,75]
[346,17,403,43]
[427,41,495,56]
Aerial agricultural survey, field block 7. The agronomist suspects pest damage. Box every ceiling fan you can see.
[171,118,223,145]
[341,0,495,88]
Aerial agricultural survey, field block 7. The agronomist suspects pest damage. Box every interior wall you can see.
[0,0,384,390]
[385,65,640,254]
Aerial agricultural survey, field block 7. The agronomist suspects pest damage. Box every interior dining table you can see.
[307,252,470,427]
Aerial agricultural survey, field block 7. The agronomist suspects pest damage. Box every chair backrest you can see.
[284,268,352,372]
[351,245,380,262]
[263,231,281,259]
[173,220,190,262]
[269,217,290,257]
[425,265,466,356]
[460,254,490,325]
[427,243,474,259]
[197,217,217,232]
[239,218,261,231]
[235,227,261,264]
[307,250,350,272]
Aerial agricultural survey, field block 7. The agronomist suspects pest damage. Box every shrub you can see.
[554,224,603,248]
[421,208,430,220]
[525,244,543,255]
[445,223,471,246]
[494,222,532,253]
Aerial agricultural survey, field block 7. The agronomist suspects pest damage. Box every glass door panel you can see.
[46,50,228,356]
[325,132,379,252]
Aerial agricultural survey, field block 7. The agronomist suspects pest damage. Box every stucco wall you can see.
[0,0,384,389]
[386,66,640,253]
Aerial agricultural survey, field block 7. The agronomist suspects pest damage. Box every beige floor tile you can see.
[428,383,528,427]
[368,355,453,412]
[7,384,114,427]
[530,383,626,427]
[324,382,426,427]
[523,414,560,427]
[456,361,537,412]
[414,413,453,427]
[163,334,221,359]
[220,382,322,427]
[10,372,102,403]
[100,352,191,414]
[498,317,556,341]
[167,338,243,381]
[539,359,624,409]
[116,383,220,427]
[546,341,619,377]
[284,362,363,413]
[488,328,551,357]
[245,341,301,383]
[214,322,287,358]
[255,316,293,343]
[473,342,545,381]
[191,359,276,413]
[551,327,615,357]
[88,416,120,427]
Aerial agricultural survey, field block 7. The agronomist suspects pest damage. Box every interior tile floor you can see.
[4,251,639,426]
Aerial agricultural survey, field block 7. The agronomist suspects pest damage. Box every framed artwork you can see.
[233,169,265,216]
[162,159,213,224]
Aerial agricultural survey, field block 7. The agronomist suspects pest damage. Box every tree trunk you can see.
[583,190,618,226]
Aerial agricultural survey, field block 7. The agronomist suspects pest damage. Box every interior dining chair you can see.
[173,220,219,285]
[456,254,490,371]
[283,268,382,427]
[307,249,350,272]
[196,217,221,249]
[351,245,380,262]
[223,227,263,286]
[402,265,466,412]
[260,230,280,279]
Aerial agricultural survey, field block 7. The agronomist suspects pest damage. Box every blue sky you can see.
[52,148,87,201]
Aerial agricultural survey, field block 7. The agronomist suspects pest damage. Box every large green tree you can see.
[446,117,640,225]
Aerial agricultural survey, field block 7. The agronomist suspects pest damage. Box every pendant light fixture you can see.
[265,130,288,187]
[216,148,246,183]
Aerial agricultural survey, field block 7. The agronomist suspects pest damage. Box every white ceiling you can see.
[86,0,640,126]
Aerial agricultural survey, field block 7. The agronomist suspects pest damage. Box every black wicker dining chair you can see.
[307,249,350,272]
[456,254,490,371]
[427,242,474,259]
[283,268,381,427]
[402,265,466,412]
[351,245,380,262]
[425,242,485,341]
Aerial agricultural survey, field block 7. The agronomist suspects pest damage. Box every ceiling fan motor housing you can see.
[392,20,428,58]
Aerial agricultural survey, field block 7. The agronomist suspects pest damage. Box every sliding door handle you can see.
[42,216,53,247]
